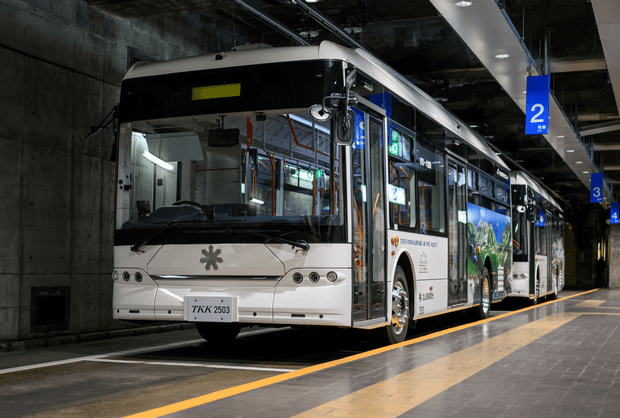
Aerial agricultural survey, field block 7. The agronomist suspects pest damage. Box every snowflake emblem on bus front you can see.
[200,245,223,271]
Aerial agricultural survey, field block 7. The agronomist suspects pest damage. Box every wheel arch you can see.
[483,256,494,291]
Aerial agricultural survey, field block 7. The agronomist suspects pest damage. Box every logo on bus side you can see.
[200,245,223,271]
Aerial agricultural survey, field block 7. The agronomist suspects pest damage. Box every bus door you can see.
[351,108,387,323]
[447,160,468,305]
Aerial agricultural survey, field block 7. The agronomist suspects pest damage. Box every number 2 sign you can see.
[525,75,550,135]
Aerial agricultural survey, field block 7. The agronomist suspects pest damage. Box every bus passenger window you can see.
[416,144,445,234]
[388,159,416,230]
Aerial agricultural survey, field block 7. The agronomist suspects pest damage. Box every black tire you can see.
[195,323,241,343]
[549,274,558,300]
[379,266,410,345]
[477,268,491,320]
[172,200,203,208]
[531,271,540,305]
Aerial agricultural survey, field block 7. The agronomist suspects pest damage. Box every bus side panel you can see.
[537,255,548,296]
[466,203,511,302]
[387,230,448,320]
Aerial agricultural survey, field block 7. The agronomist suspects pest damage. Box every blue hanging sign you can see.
[525,75,550,135]
[591,173,603,203]
[611,202,619,224]
[369,92,392,118]
[353,107,365,150]
[535,207,545,227]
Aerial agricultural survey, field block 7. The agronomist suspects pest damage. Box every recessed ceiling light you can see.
[566,149,575,153]
[583,171,589,174]
[495,53,510,59]
[557,135,564,138]
[576,161,583,164]
[455,0,473,6]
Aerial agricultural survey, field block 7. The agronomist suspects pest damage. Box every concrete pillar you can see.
[609,224,620,289]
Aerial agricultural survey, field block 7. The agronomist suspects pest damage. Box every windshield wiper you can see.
[130,219,201,252]
[247,230,310,251]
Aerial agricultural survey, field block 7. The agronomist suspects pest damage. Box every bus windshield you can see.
[115,112,345,246]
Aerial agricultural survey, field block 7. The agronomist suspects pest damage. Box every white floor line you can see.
[83,358,297,373]
[0,327,286,375]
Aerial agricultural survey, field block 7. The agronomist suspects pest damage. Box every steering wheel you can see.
[172,200,203,209]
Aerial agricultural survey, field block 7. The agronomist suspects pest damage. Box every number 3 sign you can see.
[591,173,603,203]
[525,75,550,135]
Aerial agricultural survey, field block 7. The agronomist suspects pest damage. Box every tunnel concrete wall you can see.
[0,0,257,341]
[610,224,620,289]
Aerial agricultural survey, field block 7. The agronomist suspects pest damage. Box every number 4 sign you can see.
[525,75,550,135]
[611,202,619,224]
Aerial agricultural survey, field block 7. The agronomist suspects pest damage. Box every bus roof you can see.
[511,171,562,211]
[123,41,508,170]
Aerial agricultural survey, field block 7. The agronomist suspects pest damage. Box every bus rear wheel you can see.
[196,323,241,343]
[380,266,410,345]
[477,268,491,320]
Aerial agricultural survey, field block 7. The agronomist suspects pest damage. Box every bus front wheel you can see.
[380,266,410,345]
[196,323,241,343]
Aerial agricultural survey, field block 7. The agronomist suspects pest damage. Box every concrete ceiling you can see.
[87,0,620,217]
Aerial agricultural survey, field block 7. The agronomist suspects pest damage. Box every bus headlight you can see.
[293,272,303,284]
[112,271,119,281]
[123,271,130,281]
[327,271,338,282]
[135,272,143,283]
[309,272,320,283]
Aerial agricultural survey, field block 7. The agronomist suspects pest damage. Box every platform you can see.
[131,289,619,418]
[2,289,620,418]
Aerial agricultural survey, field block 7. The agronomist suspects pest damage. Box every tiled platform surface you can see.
[139,289,620,418]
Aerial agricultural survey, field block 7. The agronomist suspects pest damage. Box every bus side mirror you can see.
[334,109,354,146]
[526,205,536,223]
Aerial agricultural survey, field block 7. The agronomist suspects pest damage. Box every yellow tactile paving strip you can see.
[575,299,620,309]
[292,313,581,418]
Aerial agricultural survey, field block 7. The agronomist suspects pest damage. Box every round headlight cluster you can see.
[291,271,339,284]
[115,270,146,283]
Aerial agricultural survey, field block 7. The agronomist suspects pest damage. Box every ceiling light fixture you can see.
[576,161,583,164]
[455,0,473,6]
[583,171,589,174]
[557,135,565,138]
[566,149,575,153]
[495,53,510,59]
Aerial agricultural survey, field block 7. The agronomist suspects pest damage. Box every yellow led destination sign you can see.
[191,83,241,101]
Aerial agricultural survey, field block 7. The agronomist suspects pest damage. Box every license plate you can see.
[186,296,236,322]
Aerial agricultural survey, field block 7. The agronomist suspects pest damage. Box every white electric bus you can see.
[112,41,512,344]
[509,171,564,303]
